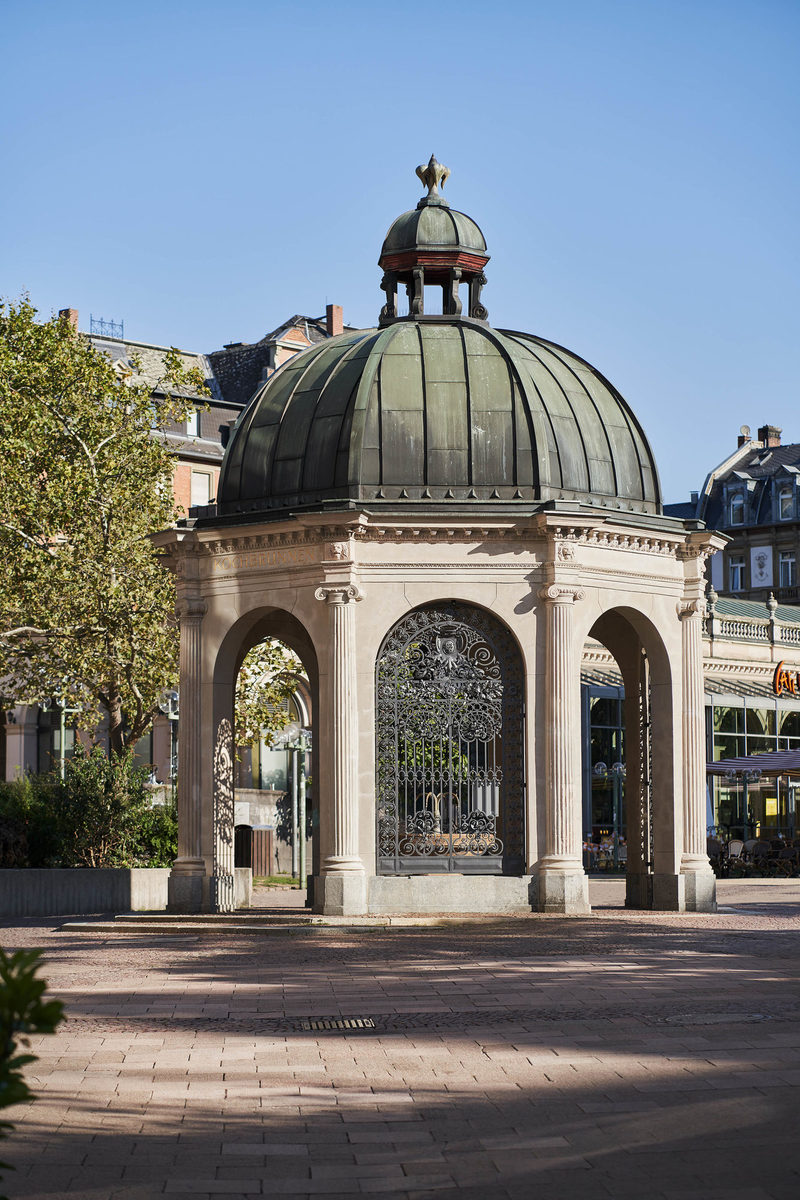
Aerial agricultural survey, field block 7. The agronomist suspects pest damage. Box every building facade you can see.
[666,423,800,604]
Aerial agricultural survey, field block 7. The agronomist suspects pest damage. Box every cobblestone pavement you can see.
[2,879,800,1199]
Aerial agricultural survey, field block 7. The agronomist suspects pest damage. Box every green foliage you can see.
[0,298,208,755]
[235,639,304,748]
[0,948,64,1194]
[0,750,177,868]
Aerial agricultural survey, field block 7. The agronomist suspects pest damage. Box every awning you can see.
[707,749,800,777]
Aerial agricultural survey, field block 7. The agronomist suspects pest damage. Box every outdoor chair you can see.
[750,841,772,875]
[774,847,799,877]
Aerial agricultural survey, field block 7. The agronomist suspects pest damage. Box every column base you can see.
[534,866,590,914]
[625,871,653,910]
[652,872,686,912]
[167,866,206,913]
[313,872,367,916]
[682,867,717,913]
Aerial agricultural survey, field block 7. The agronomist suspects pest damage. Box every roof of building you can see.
[213,163,662,521]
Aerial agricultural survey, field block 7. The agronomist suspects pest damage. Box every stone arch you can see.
[374,599,525,878]
[584,603,681,910]
[200,609,319,907]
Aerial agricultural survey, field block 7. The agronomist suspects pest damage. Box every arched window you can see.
[375,602,524,875]
[729,493,745,526]
[779,486,793,521]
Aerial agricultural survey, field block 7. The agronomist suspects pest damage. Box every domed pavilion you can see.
[156,157,723,916]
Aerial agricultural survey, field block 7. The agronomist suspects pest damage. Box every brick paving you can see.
[1,878,800,1199]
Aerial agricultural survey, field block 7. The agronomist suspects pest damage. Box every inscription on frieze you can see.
[210,545,320,575]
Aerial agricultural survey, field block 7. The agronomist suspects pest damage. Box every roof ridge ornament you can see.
[416,154,450,208]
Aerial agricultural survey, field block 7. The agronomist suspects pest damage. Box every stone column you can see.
[536,585,590,913]
[679,598,716,911]
[314,584,366,915]
[168,596,207,912]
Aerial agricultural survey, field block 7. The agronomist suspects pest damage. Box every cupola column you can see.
[679,598,717,911]
[314,584,366,915]
[536,585,590,914]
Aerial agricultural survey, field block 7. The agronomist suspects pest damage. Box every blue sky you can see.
[3,0,798,503]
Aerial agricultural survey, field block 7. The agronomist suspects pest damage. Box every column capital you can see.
[315,583,363,605]
[177,596,207,621]
[538,584,585,605]
[677,598,705,620]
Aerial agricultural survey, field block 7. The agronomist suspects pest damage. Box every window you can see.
[779,551,797,588]
[729,493,745,525]
[186,410,199,437]
[190,470,212,507]
[779,486,793,520]
[729,555,745,591]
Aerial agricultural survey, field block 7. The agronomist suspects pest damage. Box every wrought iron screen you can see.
[376,603,524,874]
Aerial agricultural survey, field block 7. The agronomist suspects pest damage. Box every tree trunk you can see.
[107,694,126,758]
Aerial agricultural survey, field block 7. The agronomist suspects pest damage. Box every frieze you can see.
[552,526,682,557]
[210,544,321,574]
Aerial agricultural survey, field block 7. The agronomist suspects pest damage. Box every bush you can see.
[0,948,64,1197]
[0,749,178,868]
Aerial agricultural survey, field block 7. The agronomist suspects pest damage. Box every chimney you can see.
[757,423,782,448]
[326,303,343,338]
[58,307,79,332]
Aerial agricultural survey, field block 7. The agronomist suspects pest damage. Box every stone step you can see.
[58,911,472,935]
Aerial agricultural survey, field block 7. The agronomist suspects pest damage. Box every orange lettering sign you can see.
[773,660,800,696]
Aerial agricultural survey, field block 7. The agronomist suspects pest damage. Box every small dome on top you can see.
[381,205,487,256]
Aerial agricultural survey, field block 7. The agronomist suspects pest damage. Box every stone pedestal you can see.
[679,600,716,912]
[315,584,366,915]
[536,585,590,914]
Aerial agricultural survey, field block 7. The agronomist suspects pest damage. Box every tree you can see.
[235,639,305,748]
[0,948,64,1199]
[0,299,206,755]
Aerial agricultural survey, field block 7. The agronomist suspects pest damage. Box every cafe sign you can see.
[773,660,800,696]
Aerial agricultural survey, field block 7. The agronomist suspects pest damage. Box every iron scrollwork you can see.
[376,603,523,874]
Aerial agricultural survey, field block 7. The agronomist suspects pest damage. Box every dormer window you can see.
[779,485,793,521]
[186,410,199,437]
[729,493,745,526]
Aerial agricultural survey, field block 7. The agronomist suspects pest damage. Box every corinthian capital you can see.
[315,584,364,605]
[538,584,585,604]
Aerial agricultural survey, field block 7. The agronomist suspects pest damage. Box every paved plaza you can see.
[2,879,800,1199]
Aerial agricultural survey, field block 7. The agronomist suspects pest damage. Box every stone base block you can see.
[682,869,717,913]
[534,869,590,914]
[652,872,686,912]
[314,872,367,916]
[167,871,205,913]
[367,874,534,915]
[625,872,653,910]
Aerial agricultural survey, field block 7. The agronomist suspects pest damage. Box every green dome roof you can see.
[216,319,661,517]
[381,205,487,257]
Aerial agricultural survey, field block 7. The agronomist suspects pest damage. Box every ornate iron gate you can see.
[376,603,524,874]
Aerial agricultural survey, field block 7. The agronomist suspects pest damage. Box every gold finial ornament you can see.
[416,154,450,202]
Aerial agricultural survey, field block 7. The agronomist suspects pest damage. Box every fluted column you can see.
[315,584,365,884]
[536,584,589,913]
[679,598,716,910]
[169,596,206,909]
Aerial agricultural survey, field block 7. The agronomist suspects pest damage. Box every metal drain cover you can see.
[662,1012,771,1026]
[300,1017,376,1031]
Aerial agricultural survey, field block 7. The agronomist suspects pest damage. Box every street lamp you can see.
[272,721,312,882]
[157,689,179,801]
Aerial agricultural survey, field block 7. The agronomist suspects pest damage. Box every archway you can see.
[170,604,319,913]
[585,606,679,910]
[375,601,525,877]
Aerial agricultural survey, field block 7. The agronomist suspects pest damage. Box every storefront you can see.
[581,594,800,860]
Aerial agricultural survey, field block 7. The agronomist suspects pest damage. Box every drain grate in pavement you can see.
[661,1012,771,1026]
[299,1017,376,1031]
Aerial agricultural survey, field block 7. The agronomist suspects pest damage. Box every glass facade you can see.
[582,683,800,857]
